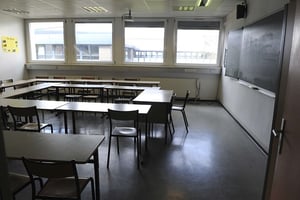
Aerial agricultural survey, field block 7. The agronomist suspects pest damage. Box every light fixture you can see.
[199,0,208,7]
[82,6,108,13]
[2,8,29,15]
[174,6,195,11]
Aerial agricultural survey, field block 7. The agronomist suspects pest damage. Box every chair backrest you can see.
[7,106,41,130]
[4,79,13,83]
[108,109,139,129]
[23,158,77,179]
[36,76,49,79]
[0,106,9,130]
[53,76,66,79]
[22,158,80,197]
[182,90,190,109]
[81,76,95,80]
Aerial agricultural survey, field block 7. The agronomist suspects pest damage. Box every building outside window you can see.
[176,21,220,64]
[28,22,64,61]
[75,22,113,62]
[124,21,165,63]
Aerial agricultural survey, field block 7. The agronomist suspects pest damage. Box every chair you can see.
[172,90,190,133]
[0,80,3,93]
[0,106,10,130]
[8,172,42,200]
[22,158,95,200]
[7,106,53,133]
[80,77,99,102]
[107,109,140,169]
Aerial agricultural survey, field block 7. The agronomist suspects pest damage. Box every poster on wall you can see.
[1,36,19,53]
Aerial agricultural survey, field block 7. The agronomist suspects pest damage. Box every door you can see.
[265,0,300,199]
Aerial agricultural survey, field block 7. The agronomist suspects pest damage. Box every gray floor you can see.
[7,101,267,200]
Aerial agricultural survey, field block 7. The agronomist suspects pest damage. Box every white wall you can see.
[0,13,26,81]
[218,0,289,152]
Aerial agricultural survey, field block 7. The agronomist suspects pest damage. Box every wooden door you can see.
[265,0,300,199]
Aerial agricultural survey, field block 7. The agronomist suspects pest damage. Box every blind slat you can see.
[125,21,164,27]
[177,21,220,30]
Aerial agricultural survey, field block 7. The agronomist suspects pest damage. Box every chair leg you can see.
[164,123,168,144]
[107,136,112,168]
[90,178,96,200]
[181,111,189,133]
[136,135,140,169]
[116,137,120,154]
[169,114,175,134]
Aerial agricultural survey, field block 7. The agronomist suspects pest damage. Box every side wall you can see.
[0,13,27,81]
[218,0,289,152]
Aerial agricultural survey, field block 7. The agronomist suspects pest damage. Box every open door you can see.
[264,0,300,199]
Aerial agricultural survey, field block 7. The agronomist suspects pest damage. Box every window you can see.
[75,22,113,62]
[28,22,64,61]
[176,21,220,64]
[124,21,165,63]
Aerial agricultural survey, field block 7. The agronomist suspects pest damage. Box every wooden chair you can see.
[0,106,10,130]
[48,76,67,100]
[107,109,140,169]
[7,106,53,133]
[80,77,99,102]
[22,158,95,200]
[8,172,42,200]
[172,90,190,133]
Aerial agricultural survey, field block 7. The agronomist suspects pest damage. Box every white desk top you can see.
[3,131,105,163]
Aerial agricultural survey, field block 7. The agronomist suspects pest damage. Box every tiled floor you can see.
[7,101,267,200]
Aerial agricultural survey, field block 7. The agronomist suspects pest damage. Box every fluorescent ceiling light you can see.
[2,8,29,15]
[174,6,195,11]
[82,6,108,13]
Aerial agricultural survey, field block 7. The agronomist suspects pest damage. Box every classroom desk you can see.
[55,102,151,134]
[52,83,160,102]
[0,98,68,110]
[3,131,105,200]
[133,89,174,144]
[35,78,160,87]
[52,83,105,101]
[0,79,36,91]
[0,83,59,99]
[102,85,160,102]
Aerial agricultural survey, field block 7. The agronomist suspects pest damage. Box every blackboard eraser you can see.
[251,86,259,90]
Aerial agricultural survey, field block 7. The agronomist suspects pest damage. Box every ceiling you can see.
[0,0,242,19]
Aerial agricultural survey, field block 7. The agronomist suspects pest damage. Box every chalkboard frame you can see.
[238,10,286,93]
[224,9,287,93]
[224,28,243,79]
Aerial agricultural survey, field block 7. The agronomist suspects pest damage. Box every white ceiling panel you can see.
[0,0,243,19]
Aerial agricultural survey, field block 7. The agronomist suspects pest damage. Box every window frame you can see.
[25,19,66,63]
[25,18,223,68]
[175,19,222,67]
[123,19,166,65]
[73,19,114,64]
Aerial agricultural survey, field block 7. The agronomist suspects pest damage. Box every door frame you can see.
[263,1,297,199]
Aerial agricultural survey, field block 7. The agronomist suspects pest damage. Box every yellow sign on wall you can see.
[2,36,19,53]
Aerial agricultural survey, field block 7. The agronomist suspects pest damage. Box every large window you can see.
[28,22,64,61]
[124,21,165,63]
[75,22,113,62]
[176,21,220,64]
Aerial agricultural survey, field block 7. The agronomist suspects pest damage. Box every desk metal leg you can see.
[56,87,59,101]
[164,122,168,144]
[93,150,100,200]
[145,115,148,152]
[72,111,76,134]
[64,112,68,134]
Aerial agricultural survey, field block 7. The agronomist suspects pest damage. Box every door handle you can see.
[272,118,286,155]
